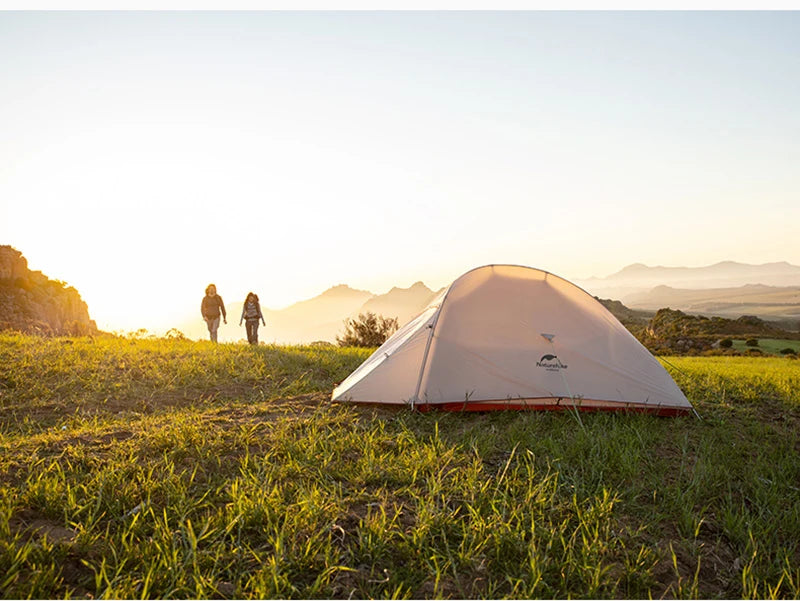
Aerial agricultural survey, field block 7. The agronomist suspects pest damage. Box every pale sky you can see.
[1,11,799,333]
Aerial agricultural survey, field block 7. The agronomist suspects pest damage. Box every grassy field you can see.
[730,338,800,356]
[1,333,800,599]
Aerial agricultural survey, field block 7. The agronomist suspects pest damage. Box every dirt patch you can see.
[214,581,236,599]
[415,573,484,599]
[63,429,133,446]
[9,510,77,544]
[649,522,738,600]
[59,553,92,593]
[99,430,134,444]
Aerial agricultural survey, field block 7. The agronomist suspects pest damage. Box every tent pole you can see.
[412,309,444,410]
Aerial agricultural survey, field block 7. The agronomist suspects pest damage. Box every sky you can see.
[1,10,799,333]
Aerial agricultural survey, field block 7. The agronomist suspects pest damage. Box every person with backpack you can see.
[201,284,226,342]
[240,292,265,345]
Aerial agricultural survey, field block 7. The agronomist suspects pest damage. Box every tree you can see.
[745,338,759,347]
[719,338,733,348]
[336,312,399,347]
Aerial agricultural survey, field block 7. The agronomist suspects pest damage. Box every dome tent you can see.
[332,265,693,415]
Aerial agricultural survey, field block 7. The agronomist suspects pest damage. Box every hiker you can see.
[201,284,226,342]
[240,292,265,345]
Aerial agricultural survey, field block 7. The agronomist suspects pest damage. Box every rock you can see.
[0,246,98,336]
[0,246,28,280]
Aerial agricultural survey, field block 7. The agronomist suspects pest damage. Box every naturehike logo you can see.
[537,354,568,372]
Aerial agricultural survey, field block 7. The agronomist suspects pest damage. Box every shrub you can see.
[780,347,797,355]
[745,338,759,347]
[336,312,399,348]
[164,328,187,340]
[719,338,733,348]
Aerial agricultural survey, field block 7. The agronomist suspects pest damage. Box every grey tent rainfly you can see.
[332,265,693,416]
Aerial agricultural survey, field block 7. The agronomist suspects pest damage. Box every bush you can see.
[719,338,733,348]
[309,340,335,348]
[745,338,759,347]
[336,312,399,348]
[780,347,797,355]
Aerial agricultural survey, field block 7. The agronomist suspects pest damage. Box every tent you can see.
[332,265,693,416]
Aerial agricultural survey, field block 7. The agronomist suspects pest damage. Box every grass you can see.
[730,338,800,356]
[1,332,799,599]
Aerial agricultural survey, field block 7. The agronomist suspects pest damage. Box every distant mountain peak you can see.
[384,281,433,295]
[616,263,656,275]
[603,260,800,283]
[710,260,743,267]
[320,284,372,298]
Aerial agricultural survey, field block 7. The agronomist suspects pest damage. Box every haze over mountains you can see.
[178,281,444,344]
[574,261,800,298]
[622,285,800,320]
[177,261,800,343]
[5,246,800,343]
[573,261,800,325]
[258,281,443,344]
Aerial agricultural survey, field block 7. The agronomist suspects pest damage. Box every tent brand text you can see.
[537,354,568,372]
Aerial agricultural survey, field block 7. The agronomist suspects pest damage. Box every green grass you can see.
[1,333,799,599]
[730,338,800,355]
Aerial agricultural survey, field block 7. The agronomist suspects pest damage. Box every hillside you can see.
[0,246,97,335]
[591,300,800,354]
[595,297,653,335]
[623,284,800,324]
[639,308,800,354]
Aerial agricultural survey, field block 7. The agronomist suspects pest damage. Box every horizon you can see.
[11,246,800,339]
[2,11,799,332]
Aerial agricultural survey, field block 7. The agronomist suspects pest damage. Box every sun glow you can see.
[3,12,800,336]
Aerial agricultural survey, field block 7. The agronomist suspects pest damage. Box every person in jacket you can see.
[201,284,226,342]
[240,292,265,345]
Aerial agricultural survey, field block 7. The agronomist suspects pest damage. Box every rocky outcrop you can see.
[0,246,29,280]
[0,246,98,336]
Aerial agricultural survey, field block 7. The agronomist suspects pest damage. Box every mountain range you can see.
[573,261,800,328]
[177,281,444,344]
[4,248,798,343]
[574,260,800,299]
[178,261,800,343]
